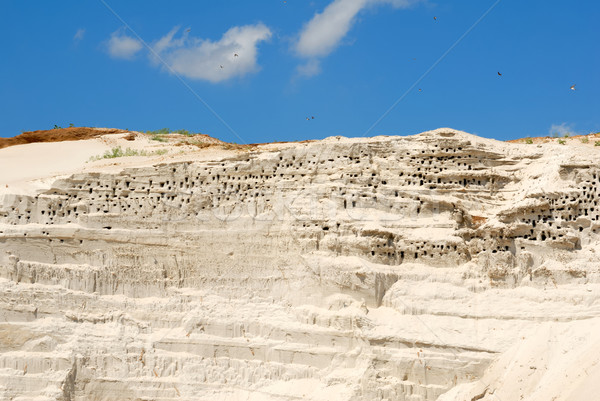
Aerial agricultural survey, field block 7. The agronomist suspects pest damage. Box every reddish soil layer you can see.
[0,127,127,150]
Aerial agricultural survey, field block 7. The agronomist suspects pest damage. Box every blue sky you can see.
[0,0,598,143]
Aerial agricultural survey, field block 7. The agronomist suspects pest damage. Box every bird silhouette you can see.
[497,72,502,76]
[306,117,310,121]
[220,65,224,69]
[234,53,239,57]
[433,16,437,21]
[570,84,576,90]
[186,28,191,33]
[311,116,315,119]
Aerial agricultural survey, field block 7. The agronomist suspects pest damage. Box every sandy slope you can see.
[0,131,240,196]
[438,318,600,401]
[0,130,304,197]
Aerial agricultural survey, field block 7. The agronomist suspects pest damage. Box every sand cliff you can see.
[0,128,599,400]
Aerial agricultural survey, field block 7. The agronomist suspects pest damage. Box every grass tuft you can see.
[146,128,201,141]
[146,128,170,136]
[150,134,168,142]
[88,146,168,162]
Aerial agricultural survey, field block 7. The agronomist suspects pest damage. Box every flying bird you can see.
[497,72,502,76]
[418,88,422,92]
[306,117,310,121]
[186,28,191,33]
[311,116,315,119]
[220,65,224,69]
[570,84,576,90]
[433,16,437,21]
[234,53,239,57]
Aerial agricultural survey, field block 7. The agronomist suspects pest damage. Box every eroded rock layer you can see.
[1,129,599,401]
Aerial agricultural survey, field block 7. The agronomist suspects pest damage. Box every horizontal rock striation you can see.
[1,128,599,400]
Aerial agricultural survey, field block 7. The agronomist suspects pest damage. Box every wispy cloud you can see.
[107,30,142,59]
[73,28,85,44]
[296,59,322,78]
[151,24,272,83]
[295,0,369,58]
[294,0,421,76]
[549,123,583,137]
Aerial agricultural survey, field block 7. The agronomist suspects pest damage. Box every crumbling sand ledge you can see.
[0,128,599,400]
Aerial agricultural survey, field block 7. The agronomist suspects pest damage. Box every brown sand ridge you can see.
[0,127,128,150]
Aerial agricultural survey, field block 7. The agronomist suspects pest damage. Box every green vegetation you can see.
[146,128,201,141]
[147,128,170,136]
[580,136,589,143]
[88,146,168,162]
[557,139,566,145]
[150,134,168,142]
[52,123,75,129]
[175,129,194,136]
[595,141,600,147]
[146,128,170,142]
[525,137,533,144]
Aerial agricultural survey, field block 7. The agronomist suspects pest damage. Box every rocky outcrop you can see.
[1,128,599,400]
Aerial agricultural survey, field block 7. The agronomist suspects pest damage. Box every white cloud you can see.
[294,0,421,76]
[152,24,272,83]
[296,59,322,78]
[549,123,582,137]
[107,31,143,59]
[296,0,369,58]
[73,28,85,43]
[153,26,185,55]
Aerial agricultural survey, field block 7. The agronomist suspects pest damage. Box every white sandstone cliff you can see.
[0,128,599,401]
